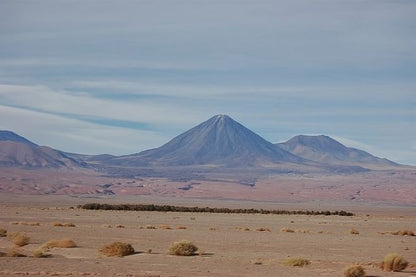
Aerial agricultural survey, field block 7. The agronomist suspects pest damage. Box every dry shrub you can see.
[102,224,112,228]
[99,242,135,257]
[147,248,152,254]
[209,227,216,231]
[53,222,63,227]
[280,227,295,233]
[146,225,157,229]
[39,239,77,250]
[33,250,50,258]
[381,253,408,272]
[115,225,125,228]
[6,249,26,257]
[296,229,312,233]
[159,225,171,230]
[283,257,310,267]
[168,240,198,256]
[236,227,250,231]
[350,229,360,235]
[256,227,271,232]
[176,226,187,230]
[63,223,76,227]
[391,230,414,236]
[10,232,30,247]
[29,222,40,226]
[10,222,19,225]
[0,228,7,237]
[344,265,365,277]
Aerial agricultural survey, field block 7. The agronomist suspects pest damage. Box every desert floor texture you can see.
[0,194,415,277]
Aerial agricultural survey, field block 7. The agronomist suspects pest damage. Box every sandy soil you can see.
[0,195,415,276]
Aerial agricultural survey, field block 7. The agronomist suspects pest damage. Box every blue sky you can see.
[0,0,415,165]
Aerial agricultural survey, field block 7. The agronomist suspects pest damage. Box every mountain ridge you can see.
[278,135,397,167]
[0,115,402,171]
[0,131,86,168]
[108,115,304,167]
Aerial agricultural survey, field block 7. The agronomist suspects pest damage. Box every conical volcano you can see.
[110,115,302,167]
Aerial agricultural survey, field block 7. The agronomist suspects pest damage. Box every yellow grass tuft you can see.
[159,224,171,230]
[344,265,366,277]
[168,240,198,256]
[33,249,50,258]
[39,239,77,250]
[280,227,295,233]
[9,232,30,247]
[381,253,408,272]
[350,229,360,235]
[6,249,26,257]
[283,257,310,267]
[99,242,135,257]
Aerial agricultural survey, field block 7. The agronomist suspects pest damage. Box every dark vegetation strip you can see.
[80,203,354,216]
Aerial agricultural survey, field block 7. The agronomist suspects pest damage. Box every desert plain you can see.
[0,193,415,277]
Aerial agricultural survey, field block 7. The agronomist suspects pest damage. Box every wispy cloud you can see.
[0,0,415,164]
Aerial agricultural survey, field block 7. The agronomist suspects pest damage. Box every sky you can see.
[0,0,415,165]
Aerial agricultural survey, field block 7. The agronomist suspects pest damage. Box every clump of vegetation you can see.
[99,242,135,257]
[6,249,26,257]
[115,224,125,228]
[344,265,366,277]
[390,230,414,236]
[236,227,250,231]
[9,232,30,247]
[159,224,171,230]
[39,239,77,250]
[0,228,7,237]
[176,226,187,230]
[145,225,157,229]
[350,229,360,235]
[381,253,408,272]
[168,240,198,256]
[33,250,50,258]
[256,227,271,232]
[29,222,40,226]
[283,257,310,267]
[280,227,295,233]
[53,222,75,227]
[81,203,354,216]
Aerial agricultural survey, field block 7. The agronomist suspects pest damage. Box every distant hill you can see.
[0,130,38,147]
[0,117,402,171]
[278,135,397,167]
[108,115,303,167]
[0,131,85,168]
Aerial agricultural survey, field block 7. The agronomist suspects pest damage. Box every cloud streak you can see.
[0,0,415,164]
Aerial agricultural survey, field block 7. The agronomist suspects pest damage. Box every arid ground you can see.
[0,194,415,277]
